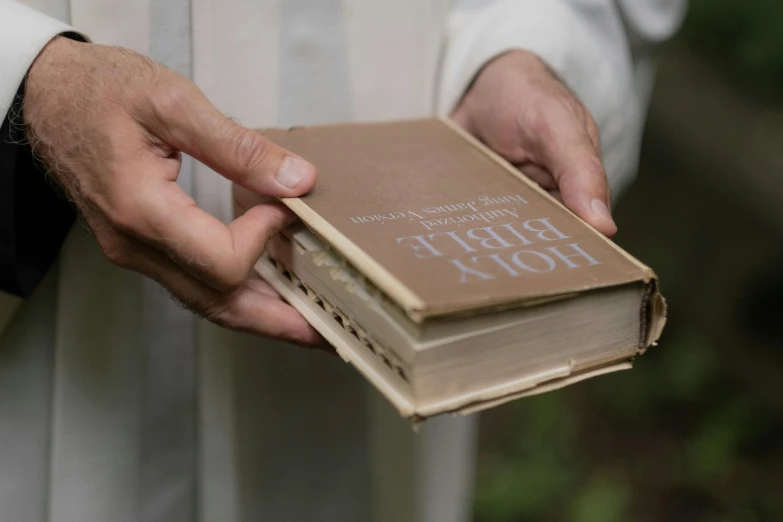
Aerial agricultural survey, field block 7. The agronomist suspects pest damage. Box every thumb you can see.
[554,147,617,237]
[142,79,317,197]
[534,110,616,237]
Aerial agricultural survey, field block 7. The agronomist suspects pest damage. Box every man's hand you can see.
[452,50,617,237]
[23,36,322,345]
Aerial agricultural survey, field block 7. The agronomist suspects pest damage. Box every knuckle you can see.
[580,153,607,178]
[554,150,605,186]
[99,180,157,237]
[201,300,238,329]
[213,263,248,292]
[587,119,602,149]
[523,104,552,137]
[97,235,133,269]
[232,129,271,174]
[104,249,129,269]
[200,301,224,322]
[148,80,190,121]
[477,111,525,160]
[105,197,144,235]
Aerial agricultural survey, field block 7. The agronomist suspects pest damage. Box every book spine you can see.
[639,281,667,350]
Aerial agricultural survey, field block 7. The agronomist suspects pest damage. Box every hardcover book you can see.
[233,118,666,420]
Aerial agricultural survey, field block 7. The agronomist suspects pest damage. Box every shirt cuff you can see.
[0,27,87,297]
[0,1,86,117]
[0,78,78,297]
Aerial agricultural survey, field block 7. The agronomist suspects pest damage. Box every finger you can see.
[536,115,616,237]
[451,103,476,135]
[117,171,297,290]
[140,77,316,197]
[245,271,285,300]
[517,163,557,190]
[243,272,333,353]
[227,202,296,273]
[124,232,324,345]
[233,184,277,215]
[585,118,601,153]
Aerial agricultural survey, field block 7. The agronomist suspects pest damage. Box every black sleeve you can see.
[0,79,76,298]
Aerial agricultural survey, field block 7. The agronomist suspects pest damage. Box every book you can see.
[233,118,666,420]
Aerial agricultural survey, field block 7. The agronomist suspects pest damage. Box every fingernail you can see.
[277,156,312,189]
[590,199,617,231]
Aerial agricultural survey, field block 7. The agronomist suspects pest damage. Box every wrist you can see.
[24,35,85,129]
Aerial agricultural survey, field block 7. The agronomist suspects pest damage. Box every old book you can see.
[233,118,666,420]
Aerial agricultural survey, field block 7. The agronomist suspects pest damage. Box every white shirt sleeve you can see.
[439,0,687,197]
[0,1,85,119]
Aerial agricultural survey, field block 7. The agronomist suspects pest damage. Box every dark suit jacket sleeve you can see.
[0,79,76,298]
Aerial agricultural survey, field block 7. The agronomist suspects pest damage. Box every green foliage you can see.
[685,0,783,94]
[474,393,583,521]
[475,453,574,522]
[566,468,632,522]
[661,329,718,401]
[683,403,746,488]
[474,321,782,522]
[473,4,783,521]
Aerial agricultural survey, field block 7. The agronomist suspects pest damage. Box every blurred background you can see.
[473,1,783,521]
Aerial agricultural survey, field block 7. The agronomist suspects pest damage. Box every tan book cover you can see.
[233,118,666,419]
[240,118,660,319]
